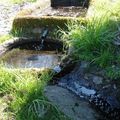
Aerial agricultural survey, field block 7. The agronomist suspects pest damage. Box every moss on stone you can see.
[16,9,33,16]
[12,16,86,37]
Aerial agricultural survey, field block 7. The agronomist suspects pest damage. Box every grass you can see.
[0,35,12,44]
[62,16,116,66]
[0,66,70,120]
[61,0,120,79]
[0,0,37,4]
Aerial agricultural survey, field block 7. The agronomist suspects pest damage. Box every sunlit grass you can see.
[0,0,37,4]
[91,0,120,17]
[0,35,12,44]
[0,65,70,120]
[61,0,120,79]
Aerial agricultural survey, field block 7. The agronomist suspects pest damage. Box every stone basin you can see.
[0,37,63,69]
[2,50,62,69]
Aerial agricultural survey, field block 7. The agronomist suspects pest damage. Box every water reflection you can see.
[3,50,62,69]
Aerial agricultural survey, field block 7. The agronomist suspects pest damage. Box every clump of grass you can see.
[62,15,116,67]
[0,65,70,120]
[61,0,120,79]
[91,0,120,18]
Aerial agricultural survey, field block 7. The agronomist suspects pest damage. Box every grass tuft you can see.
[61,0,120,79]
[0,65,70,120]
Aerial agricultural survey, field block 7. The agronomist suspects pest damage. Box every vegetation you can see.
[1,0,37,4]
[0,66,70,120]
[61,0,120,79]
[0,35,12,44]
[0,1,70,119]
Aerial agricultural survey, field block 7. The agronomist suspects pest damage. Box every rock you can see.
[44,85,100,120]
[93,76,103,85]
[74,82,96,96]
[89,95,120,120]
[53,65,62,73]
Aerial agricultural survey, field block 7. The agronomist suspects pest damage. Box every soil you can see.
[32,6,87,17]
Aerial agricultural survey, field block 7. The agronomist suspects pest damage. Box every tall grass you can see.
[0,66,70,120]
[61,0,120,78]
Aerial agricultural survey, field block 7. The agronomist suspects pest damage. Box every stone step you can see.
[12,0,87,37]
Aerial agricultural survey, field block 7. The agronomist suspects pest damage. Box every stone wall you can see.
[51,0,89,8]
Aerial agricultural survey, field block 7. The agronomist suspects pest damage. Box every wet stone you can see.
[92,76,103,85]
[58,62,97,98]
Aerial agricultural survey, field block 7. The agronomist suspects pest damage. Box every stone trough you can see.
[0,37,63,69]
[12,0,89,37]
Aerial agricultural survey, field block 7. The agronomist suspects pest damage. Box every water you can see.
[39,38,44,50]
[2,49,62,69]
[39,29,49,50]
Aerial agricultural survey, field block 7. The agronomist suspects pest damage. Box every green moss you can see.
[16,9,33,16]
[0,35,12,44]
[12,16,86,37]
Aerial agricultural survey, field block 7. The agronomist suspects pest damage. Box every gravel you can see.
[0,2,32,35]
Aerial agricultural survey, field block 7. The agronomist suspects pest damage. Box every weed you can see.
[0,66,70,120]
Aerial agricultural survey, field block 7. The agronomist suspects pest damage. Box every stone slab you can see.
[44,85,100,120]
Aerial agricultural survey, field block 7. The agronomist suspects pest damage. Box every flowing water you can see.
[1,49,62,69]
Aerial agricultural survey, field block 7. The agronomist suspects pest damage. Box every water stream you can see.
[39,29,49,50]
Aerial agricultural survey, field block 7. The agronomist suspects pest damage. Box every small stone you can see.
[113,84,117,89]
[53,65,61,73]
[93,76,103,85]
